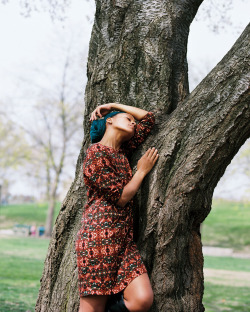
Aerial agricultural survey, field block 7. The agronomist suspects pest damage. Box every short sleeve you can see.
[83,147,123,204]
[122,111,155,154]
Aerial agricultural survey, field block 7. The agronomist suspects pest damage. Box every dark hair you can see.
[90,111,122,143]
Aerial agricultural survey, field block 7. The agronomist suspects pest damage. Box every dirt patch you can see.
[203,246,250,259]
[204,268,250,287]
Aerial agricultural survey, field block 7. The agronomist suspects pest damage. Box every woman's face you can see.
[109,113,137,139]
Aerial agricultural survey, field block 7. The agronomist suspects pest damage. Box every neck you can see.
[99,131,123,150]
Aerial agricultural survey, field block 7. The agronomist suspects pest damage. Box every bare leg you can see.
[123,273,154,312]
[79,294,109,312]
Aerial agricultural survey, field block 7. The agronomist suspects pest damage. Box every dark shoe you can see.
[105,292,130,312]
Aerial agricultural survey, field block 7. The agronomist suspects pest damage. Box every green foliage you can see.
[202,198,250,249]
[0,202,61,229]
[0,236,50,312]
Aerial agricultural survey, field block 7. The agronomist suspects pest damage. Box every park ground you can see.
[0,198,250,311]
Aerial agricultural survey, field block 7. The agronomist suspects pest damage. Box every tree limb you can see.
[135,22,250,311]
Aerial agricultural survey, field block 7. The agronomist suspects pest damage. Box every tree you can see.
[237,140,250,179]
[0,112,30,203]
[0,1,91,230]
[36,1,250,311]
[20,53,83,237]
[212,138,250,201]
[1,0,70,20]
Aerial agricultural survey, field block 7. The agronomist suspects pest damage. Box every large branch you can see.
[135,23,250,311]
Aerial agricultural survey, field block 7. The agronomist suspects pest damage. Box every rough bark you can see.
[136,24,250,311]
[36,1,250,311]
[84,0,204,118]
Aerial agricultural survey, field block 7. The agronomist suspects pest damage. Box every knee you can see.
[138,290,154,311]
[128,289,154,312]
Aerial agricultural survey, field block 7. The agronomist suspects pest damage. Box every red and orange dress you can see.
[75,112,155,297]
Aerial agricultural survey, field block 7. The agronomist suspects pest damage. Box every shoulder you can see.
[144,111,155,119]
[138,111,155,128]
[86,143,100,152]
[84,143,112,163]
[83,144,117,175]
[86,143,105,155]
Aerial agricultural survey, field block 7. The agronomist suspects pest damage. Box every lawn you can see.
[0,202,61,229]
[0,202,59,311]
[204,283,250,312]
[203,256,250,312]
[202,198,250,249]
[1,236,249,312]
[0,236,50,312]
[204,255,250,272]
[0,199,249,311]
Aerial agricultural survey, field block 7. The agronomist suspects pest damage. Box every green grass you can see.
[0,202,61,229]
[201,199,250,310]
[0,199,249,311]
[204,255,250,272]
[1,237,249,312]
[204,282,250,312]
[0,236,50,312]
[203,255,250,311]
[202,198,250,249]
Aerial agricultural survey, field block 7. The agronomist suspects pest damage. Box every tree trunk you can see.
[44,196,56,237]
[44,170,63,237]
[36,1,250,311]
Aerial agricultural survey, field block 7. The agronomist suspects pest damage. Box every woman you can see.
[75,103,159,312]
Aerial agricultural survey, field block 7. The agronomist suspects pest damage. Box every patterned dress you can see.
[75,112,155,297]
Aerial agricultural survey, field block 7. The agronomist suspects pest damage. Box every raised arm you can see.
[90,103,149,121]
[90,103,155,153]
[109,103,148,121]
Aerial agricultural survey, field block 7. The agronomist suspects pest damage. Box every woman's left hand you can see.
[90,104,114,121]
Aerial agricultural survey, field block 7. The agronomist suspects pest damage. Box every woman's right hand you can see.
[137,147,159,176]
[90,103,113,121]
[117,147,159,207]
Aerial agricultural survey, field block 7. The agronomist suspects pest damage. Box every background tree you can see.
[0,0,93,208]
[237,140,250,180]
[214,139,250,201]
[0,0,70,20]
[33,0,250,311]
[19,53,83,237]
[0,112,30,203]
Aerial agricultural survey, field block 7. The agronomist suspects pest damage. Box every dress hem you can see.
[79,266,148,297]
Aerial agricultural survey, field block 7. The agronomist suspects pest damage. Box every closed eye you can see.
[127,116,135,123]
